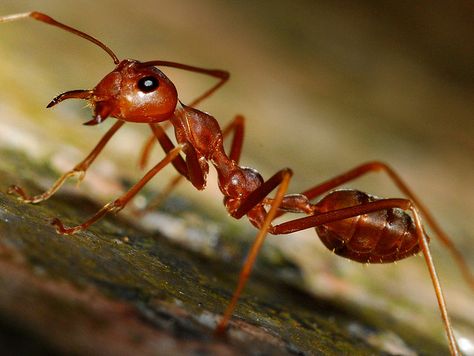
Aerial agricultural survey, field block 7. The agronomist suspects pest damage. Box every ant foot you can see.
[7,185,34,202]
[50,218,82,235]
[213,319,230,338]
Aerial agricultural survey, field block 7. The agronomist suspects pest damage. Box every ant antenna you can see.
[0,11,120,65]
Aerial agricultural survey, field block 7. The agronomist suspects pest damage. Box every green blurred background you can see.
[0,0,473,347]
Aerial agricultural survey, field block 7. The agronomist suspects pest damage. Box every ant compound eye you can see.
[137,76,159,93]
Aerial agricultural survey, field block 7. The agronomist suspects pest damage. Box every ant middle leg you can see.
[8,120,125,203]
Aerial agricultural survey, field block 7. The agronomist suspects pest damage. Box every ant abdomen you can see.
[315,190,422,263]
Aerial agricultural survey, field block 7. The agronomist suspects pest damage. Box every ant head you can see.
[91,59,178,124]
[47,60,178,125]
[7,11,181,125]
[4,13,180,125]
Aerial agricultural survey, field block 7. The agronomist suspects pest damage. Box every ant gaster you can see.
[1,12,472,355]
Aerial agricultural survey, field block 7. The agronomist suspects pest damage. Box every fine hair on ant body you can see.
[1,11,472,355]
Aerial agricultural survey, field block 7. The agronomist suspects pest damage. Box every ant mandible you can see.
[1,12,472,355]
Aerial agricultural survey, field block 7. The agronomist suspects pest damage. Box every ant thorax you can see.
[173,102,265,219]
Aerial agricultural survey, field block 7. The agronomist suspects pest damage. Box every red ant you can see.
[1,12,472,355]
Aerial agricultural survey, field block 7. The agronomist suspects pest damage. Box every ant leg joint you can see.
[359,160,391,172]
[109,200,125,214]
[281,168,293,177]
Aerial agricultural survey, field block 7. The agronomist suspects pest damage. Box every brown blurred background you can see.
[0,0,473,346]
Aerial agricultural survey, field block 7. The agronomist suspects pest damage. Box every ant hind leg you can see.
[215,168,292,335]
[295,161,473,291]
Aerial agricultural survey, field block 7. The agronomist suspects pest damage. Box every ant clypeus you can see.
[1,12,472,355]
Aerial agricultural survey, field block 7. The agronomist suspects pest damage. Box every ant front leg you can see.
[63,121,208,230]
[9,121,125,203]
[51,145,183,235]
[221,115,245,164]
